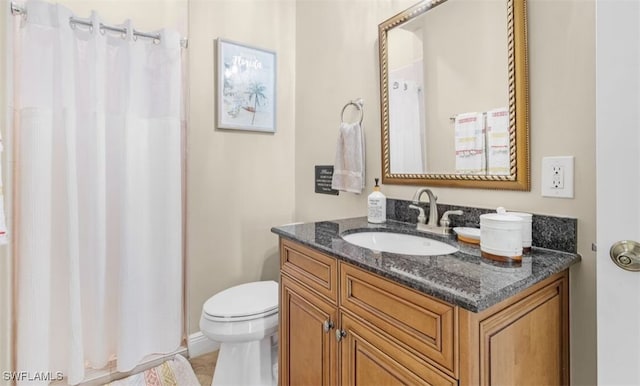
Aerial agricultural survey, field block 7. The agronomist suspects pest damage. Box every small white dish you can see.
[453,227,481,244]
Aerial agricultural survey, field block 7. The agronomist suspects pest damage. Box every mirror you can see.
[379,0,529,190]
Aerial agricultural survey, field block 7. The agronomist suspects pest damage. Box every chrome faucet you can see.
[409,188,463,235]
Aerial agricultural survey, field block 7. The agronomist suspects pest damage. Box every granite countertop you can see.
[271,217,581,312]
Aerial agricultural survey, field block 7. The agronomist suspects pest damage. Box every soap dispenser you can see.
[368,178,386,223]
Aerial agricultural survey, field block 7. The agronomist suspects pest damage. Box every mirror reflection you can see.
[380,0,530,190]
[388,0,507,175]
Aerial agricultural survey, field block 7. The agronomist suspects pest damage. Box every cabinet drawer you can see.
[280,238,338,304]
[340,262,457,377]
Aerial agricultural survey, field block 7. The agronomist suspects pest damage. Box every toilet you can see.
[199,280,279,386]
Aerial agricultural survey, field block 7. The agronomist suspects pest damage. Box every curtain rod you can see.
[9,2,188,49]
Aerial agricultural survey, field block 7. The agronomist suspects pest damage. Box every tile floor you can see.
[188,351,218,386]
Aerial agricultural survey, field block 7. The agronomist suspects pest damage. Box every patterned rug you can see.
[104,355,201,386]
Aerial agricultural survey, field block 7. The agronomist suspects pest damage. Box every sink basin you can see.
[342,231,458,256]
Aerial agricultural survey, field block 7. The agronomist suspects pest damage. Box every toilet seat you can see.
[203,280,278,322]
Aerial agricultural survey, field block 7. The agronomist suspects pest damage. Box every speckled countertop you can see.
[271,217,581,312]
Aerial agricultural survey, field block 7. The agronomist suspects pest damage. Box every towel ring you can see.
[341,100,364,125]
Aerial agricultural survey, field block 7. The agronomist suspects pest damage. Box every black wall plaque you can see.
[315,165,339,195]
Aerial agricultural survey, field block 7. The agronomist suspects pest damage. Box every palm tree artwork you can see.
[245,81,267,125]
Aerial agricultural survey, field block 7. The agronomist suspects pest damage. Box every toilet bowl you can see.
[200,280,279,386]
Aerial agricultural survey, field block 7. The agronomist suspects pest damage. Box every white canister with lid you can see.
[497,207,533,252]
[480,213,523,262]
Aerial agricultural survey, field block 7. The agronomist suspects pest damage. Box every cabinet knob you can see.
[335,329,346,342]
[323,320,334,333]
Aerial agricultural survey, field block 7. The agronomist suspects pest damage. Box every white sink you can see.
[342,231,458,256]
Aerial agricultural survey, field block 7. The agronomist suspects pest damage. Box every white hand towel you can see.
[486,107,510,175]
[331,121,365,194]
[454,112,485,174]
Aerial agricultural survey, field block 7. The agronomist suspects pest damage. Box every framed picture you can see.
[216,38,277,133]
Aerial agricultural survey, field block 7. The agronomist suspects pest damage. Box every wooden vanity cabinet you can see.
[279,238,570,386]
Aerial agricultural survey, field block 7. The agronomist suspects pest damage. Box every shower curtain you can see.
[389,77,426,174]
[14,2,183,384]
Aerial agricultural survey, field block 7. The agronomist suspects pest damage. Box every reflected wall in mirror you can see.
[379,0,530,190]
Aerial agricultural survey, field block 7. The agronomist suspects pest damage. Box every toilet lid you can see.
[203,280,278,320]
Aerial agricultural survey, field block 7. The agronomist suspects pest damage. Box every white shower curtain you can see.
[389,78,426,174]
[14,1,183,384]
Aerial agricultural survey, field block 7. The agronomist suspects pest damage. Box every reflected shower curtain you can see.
[389,78,425,174]
[15,2,183,384]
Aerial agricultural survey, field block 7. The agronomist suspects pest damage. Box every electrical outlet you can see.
[542,156,574,198]
[551,165,564,189]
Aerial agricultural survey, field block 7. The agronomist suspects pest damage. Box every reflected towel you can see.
[486,107,510,175]
[331,122,365,194]
[454,112,485,174]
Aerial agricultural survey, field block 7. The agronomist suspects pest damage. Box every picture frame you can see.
[216,38,277,133]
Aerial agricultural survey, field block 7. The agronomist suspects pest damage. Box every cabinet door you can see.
[339,312,457,386]
[280,275,338,386]
[478,277,569,385]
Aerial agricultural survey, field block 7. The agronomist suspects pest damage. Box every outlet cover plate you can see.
[542,156,574,198]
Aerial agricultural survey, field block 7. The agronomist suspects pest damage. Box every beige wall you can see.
[186,0,296,333]
[295,0,596,384]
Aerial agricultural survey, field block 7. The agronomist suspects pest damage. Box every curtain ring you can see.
[153,38,161,45]
[99,23,106,35]
[69,18,76,29]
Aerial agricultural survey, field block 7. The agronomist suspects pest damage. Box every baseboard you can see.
[187,331,219,358]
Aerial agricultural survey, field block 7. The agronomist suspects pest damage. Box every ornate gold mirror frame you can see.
[379,0,529,190]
